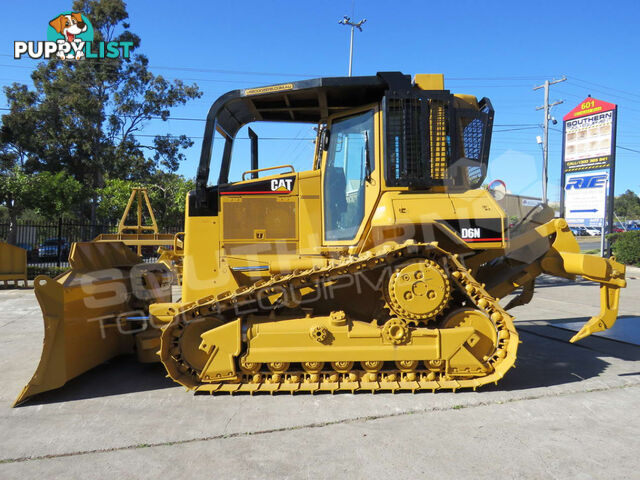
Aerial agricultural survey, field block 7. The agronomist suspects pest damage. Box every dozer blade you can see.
[14,242,169,406]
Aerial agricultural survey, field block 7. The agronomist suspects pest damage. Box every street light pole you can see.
[338,16,366,76]
[534,76,566,204]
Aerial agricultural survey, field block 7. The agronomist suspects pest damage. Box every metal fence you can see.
[0,219,184,268]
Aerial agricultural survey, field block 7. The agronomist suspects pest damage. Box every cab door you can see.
[322,105,380,246]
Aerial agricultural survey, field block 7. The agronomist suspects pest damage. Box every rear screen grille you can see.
[429,102,448,180]
[384,92,493,189]
[385,97,429,186]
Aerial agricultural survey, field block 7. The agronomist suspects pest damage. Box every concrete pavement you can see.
[0,275,639,479]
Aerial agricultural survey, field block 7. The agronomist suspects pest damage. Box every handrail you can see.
[173,232,185,254]
[241,164,295,181]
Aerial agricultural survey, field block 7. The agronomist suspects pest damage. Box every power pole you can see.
[338,16,366,76]
[534,77,566,204]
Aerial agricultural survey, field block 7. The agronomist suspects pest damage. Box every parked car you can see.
[37,238,70,259]
[584,227,601,236]
[624,221,640,230]
[570,226,589,236]
[15,243,38,261]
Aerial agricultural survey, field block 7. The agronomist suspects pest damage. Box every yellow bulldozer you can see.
[15,72,626,405]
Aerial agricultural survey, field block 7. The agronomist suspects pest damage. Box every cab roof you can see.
[196,72,414,190]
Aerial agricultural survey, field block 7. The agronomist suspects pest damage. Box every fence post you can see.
[56,218,62,268]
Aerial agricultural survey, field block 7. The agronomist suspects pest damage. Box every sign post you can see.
[560,97,617,256]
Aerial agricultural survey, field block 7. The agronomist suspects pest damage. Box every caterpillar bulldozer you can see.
[15,72,627,405]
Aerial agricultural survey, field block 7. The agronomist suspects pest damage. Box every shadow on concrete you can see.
[484,323,639,392]
[16,321,640,404]
[15,355,177,407]
[532,276,598,289]
[542,315,640,352]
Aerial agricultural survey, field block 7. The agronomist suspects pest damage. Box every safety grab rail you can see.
[241,164,295,181]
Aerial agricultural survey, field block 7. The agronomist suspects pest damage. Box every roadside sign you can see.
[560,97,617,252]
[564,170,608,227]
[521,198,540,207]
[562,98,616,173]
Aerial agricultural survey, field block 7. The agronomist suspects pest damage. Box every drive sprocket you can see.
[385,258,451,321]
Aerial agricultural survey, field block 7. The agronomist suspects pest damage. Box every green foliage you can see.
[614,190,640,220]
[0,166,84,219]
[27,265,68,280]
[606,232,621,245]
[96,174,193,227]
[609,231,640,266]
[146,172,194,228]
[95,177,138,222]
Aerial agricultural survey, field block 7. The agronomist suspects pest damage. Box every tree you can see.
[614,190,640,221]
[0,0,201,223]
[145,172,194,229]
[94,177,138,223]
[96,173,193,229]
[0,166,84,243]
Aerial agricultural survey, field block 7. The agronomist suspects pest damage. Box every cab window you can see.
[324,110,374,241]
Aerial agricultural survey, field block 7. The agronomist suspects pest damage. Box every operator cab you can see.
[192,72,493,214]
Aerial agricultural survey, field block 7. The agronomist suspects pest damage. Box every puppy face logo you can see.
[49,13,87,43]
[47,12,91,60]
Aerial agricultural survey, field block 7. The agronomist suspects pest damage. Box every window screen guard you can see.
[383,91,494,189]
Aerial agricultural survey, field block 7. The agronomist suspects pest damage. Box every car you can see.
[37,238,70,259]
[613,227,625,233]
[15,242,38,261]
[584,227,601,236]
[570,226,590,236]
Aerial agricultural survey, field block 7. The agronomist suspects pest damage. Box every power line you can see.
[617,145,640,154]
[446,84,534,88]
[0,59,562,83]
[493,126,540,132]
[128,134,315,141]
[0,58,324,78]
[448,76,554,80]
[0,108,552,129]
[569,76,640,100]
[493,123,539,126]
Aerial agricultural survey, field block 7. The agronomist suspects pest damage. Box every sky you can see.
[2,0,640,201]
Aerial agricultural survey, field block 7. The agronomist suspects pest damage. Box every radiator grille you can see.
[223,197,296,240]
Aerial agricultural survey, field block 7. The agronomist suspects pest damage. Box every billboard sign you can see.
[563,97,616,173]
[564,170,608,227]
[560,97,617,237]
